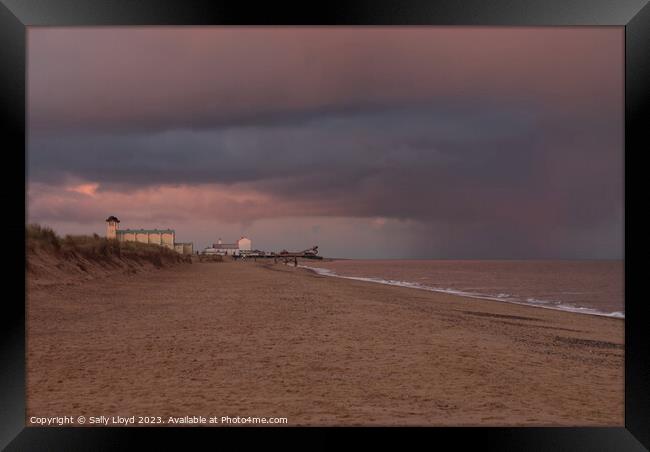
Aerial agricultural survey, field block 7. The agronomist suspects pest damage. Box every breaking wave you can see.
[300,265,624,319]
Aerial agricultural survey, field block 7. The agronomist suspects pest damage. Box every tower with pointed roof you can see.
[106,215,120,239]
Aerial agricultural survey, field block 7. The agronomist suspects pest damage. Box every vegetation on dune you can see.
[26,224,189,268]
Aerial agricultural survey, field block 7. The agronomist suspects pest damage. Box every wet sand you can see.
[27,259,624,426]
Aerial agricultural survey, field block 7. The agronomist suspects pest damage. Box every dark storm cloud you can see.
[29,102,620,229]
[30,102,540,191]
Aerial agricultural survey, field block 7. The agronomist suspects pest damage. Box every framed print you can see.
[1,0,648,450]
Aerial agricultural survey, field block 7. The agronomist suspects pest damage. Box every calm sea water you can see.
[301,260,624,318]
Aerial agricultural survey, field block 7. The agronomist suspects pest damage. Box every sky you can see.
[27,27,624,259]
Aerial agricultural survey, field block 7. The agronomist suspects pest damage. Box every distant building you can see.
[105,216,193,254]
[203,236,252,256]
[174,243,194,255]
[238,237,252,251]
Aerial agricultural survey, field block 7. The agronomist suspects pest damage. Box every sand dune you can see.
[27,259,623,426]
[26,226,189,289]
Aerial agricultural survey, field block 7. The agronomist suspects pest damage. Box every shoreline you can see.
[27,260,624,426]
[298,262,624,320]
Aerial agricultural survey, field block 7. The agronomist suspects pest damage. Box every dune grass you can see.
[27,224,188,268]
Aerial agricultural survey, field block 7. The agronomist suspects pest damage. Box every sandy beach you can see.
[27,259,624,426]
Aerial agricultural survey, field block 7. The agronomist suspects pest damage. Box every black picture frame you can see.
[1,0,647,450]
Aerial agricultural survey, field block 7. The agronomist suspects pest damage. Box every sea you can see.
[301,260,624,319]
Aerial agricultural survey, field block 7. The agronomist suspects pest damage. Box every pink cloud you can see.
[66,183,99,196]
[28,27,623,132]
[28,182,338,227]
